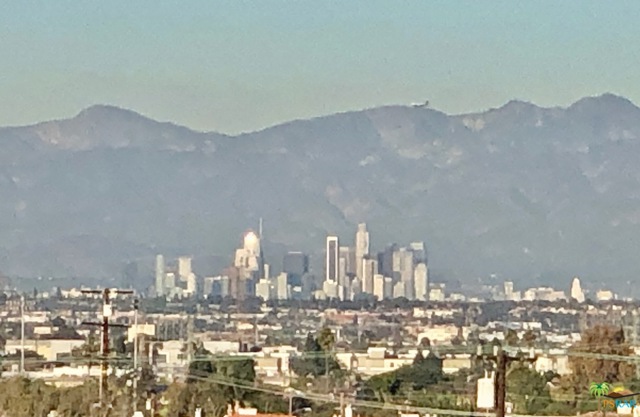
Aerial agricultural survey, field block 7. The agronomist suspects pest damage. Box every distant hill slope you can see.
[1,94,640,291]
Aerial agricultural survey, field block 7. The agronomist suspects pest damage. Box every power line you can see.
[181,371,497,417]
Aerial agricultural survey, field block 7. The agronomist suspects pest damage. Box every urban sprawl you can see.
[0,223,636,417]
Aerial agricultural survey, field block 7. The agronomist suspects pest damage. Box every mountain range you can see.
[2,93,640,292]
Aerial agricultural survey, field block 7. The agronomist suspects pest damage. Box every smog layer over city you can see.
[1,2,640,417]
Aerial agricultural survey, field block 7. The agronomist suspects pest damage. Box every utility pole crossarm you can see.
[82,321,128,328]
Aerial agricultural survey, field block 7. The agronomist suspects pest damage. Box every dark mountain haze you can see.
[1,94,639,291]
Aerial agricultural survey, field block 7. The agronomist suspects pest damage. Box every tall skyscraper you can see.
[378,244,398,278]
[241,231,260,259]
[277,273,289,300]
[355,223,370,279]
[326,236,339,283]
[155,255,165,297]
[258,218,266,280]
[121,261,138,289]
[178,256,192,281]
[393,248,415,299]
[339,246,352,277]
[409,241,426,264]
[301,272,315,300]
[186,273,197,296]
[283,252,309,287]
[256,278,271,301]
[361,257,378,294]
[220,275,230,297]
[414,263,428,301]
[373,274,385,300]
[393,281,406,299]
[226,266,243,300]
[203,276,216,297]
[234,230,263,300]
[504,281,514,300]
[384,277,393,299]
[346,247,357,276]
[165,272,176,294]
[338,257,350,300]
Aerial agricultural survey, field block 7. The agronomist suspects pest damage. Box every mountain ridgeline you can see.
[1,94,640,290]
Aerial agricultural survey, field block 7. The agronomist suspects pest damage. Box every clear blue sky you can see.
[1,0,639,133]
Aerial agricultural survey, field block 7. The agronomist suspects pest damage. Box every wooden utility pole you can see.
[495,350,507,417]
[82,288,133,406]
[480,346,537,417]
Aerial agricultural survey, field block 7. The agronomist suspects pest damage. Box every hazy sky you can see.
[1,1,639,133]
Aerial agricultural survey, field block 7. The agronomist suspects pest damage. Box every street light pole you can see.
[134,300,138,370]
[133,298,139,412]
[20,295,25,375]
[286,387,298,417]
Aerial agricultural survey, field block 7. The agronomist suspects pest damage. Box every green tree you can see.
[506,362,550,413]
[569,325,635,394]
[213,357,256,402]
[185,342,257,405]
[522,330,537,347]
[113,334,127,355]
[364,352,444,399]
[504,329,519,346]
[317,327,335,352]
[403,351,443,390]
[187,343,214,382]
[291,332,341,378]
[0,377,60,417]
[317,327,336,384]
[451,335,463,345]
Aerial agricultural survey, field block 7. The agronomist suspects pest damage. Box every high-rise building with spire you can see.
[258,218,266,279]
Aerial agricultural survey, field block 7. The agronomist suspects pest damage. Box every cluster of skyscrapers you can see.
[322,223,429,301]
[154,255,198,298]
[153,221,428,302]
